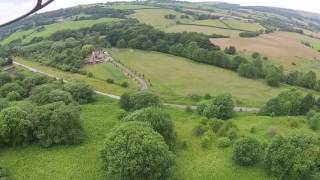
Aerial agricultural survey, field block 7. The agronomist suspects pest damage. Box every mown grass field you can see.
[212,31,320,74]
[83,63,128,82]
[165,24,241,37]
[15,58,138,95]
[0,95,314,180]
[1,18,121,45]
[131,9,193,30]
[110,48,285,107]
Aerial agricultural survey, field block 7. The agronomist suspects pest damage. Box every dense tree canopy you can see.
[101,122,175,180]
[31,102,84,147]
[264,133,320,180]
[122,107,176,150]
[199,93,235,120]
[120,91,161,111]
[233,136,262,166]
[0,107,32,146]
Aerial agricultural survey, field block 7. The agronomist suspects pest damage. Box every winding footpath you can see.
[13,61,261,113]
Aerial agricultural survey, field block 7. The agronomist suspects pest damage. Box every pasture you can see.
[15,58,138,95]
[131,9,193,30]
[223,20,265,32]
[212,31,320,74]
[110,48,285,107]
[165,24,241,37]
[1,18,121,45]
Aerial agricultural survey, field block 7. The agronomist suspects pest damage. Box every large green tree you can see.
[122,107,176,150]
[101,122,175,180]
[264,133,320,180]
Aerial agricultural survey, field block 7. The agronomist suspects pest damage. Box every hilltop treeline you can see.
[0,5,133,41]
[4,19,320,92]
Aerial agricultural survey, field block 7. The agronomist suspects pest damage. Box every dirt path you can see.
[13,61,261,113]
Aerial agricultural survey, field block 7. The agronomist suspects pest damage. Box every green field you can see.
[1,18,121,45]
[223,20,265,32]
[131,9,193,30]
[192,19,229,28]
[15,58,138,95]
[103,4,158,10]
[110,49,286,107]
[83,63,128,82]
[165,24,241,37]
[0,94,314,179]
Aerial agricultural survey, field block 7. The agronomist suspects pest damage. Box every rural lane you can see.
[13,61,261,113]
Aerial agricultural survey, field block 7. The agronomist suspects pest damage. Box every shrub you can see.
[0,99,9,111]
[309,113,320,130]
[233,136,262,166]
[106,78,114,84]
[264,133,320,179]
[31,102,84,147]
[101,122,175,180]
[0,166,8,179]
[217,121,237,137]
[227,128,238,140]
[120,81,129,88]
[210,119,224,133]
[0,72,12,86]
[87,72,93,78]
[185,105,193,113]
[204,93,211,100]
[6,91,22,101]
[239,31,260,38]
[122,107,176,150]
[266,126,279,137]
[47,89,74,104]
[0,83,24,98]
[201,131,213,149]
[217,137,232,148]
[0,107,32,146]
[203,93,234,120]
[30,84,56,105]
[120,91,160,111]
[193,125,206,137]
[64,82,94,104]
[196,102,207,115]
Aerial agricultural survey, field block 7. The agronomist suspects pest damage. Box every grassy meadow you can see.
[1,18,121,45]
[131,9,193,30]
[223,20,265,31]
[165,24,241,37]
[110,48,285,107]
[15,58,138,95]
[0,95,314,180]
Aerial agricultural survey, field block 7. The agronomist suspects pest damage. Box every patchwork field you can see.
[223,20,265,32]
[103,4,158,10]
[110,48,285,107]
[165,24,241,37]
[15,58,138,95]
[1,18,121,45]
[192,19,229,28]
[212,32,320,73]
[131,9,193,30]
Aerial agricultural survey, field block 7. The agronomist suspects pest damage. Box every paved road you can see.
[13,61,261,113]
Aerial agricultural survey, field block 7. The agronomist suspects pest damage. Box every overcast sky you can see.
[1,0,320,24]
